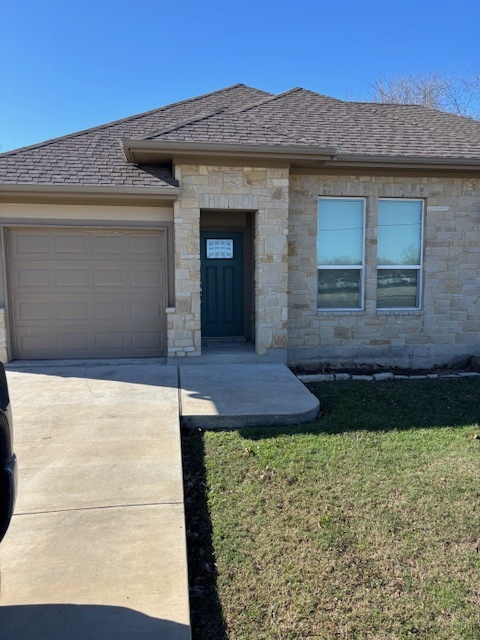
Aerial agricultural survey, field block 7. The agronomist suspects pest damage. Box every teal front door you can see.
[200,232,243,337]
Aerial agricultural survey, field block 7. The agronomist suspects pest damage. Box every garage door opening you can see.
[8,228,168,359]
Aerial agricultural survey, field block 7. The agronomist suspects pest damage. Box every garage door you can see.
[9,228,168,359]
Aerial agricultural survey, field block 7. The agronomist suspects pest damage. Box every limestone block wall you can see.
[288,174,480,369]
[168,164,289,359]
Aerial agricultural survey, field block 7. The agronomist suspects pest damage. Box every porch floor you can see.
[170,340,287,366]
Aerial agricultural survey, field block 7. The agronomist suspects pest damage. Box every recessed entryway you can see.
[200,211,254,343]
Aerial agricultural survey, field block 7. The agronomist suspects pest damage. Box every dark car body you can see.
[0,363,16,543]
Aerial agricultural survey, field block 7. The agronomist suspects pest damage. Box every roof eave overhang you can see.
[121,139,480,173]
[330,154,480,172]
[0,184,180,205]
[120,139,339,165]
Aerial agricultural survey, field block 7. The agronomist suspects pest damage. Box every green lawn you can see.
[182,378,480,640]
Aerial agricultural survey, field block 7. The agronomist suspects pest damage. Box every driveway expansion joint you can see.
[13,501,186,517]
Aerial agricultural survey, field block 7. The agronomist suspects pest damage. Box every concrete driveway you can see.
[0,362,190,640]
[0,358,319,639]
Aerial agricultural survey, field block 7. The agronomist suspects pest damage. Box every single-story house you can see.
[0,84,478,368]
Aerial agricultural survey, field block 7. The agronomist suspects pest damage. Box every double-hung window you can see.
[317,198,365,310]
[377,199,423,309]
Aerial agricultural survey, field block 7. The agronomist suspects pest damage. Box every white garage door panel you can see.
[10,229,168,359]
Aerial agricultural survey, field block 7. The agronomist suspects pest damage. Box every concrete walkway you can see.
[180,364,319,429]
[0,361,319,640]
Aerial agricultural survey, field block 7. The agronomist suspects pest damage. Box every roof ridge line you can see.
[233,87,305,113]
[349,99,439,110]
[143,105,309,147]
[0,84,267,158]
[232,86,346,113]
[143,108,227,140]
[346,99,480,124]
[352,100,480,139]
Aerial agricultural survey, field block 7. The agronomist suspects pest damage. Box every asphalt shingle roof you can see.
[152,88,480,159]
[0,84,271,188]
[1,83,479,189]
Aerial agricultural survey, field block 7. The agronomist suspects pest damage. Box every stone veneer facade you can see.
[168,166,479,369]
[288,173,480,369]
[0,308,7,363]
[167,164,290,361]
[0,169,477,369]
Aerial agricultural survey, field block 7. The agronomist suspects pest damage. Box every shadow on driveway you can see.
[5,360,177,389]
[0,604,190,640]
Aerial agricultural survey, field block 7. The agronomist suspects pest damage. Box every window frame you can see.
[317,196,366,311]
[376,198,424,311]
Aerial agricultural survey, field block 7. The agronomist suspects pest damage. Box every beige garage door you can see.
[9,228,168,359]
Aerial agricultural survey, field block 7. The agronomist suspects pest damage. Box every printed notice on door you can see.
[206,239,234,259]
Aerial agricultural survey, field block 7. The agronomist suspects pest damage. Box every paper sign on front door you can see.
[206,239,234,259]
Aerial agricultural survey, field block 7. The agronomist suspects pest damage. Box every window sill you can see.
[316,309,366,316]
[376,309,422,315]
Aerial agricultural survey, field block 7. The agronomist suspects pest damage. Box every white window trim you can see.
[376,198,424,311]
[317,196,366,311]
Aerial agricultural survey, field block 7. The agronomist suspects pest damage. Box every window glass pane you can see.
[377,269,418,308]
[318,199,364,265]
[318,269,361,309]
[378,200,422,265]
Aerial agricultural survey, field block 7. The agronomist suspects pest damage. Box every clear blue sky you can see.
[1,0,479,152]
